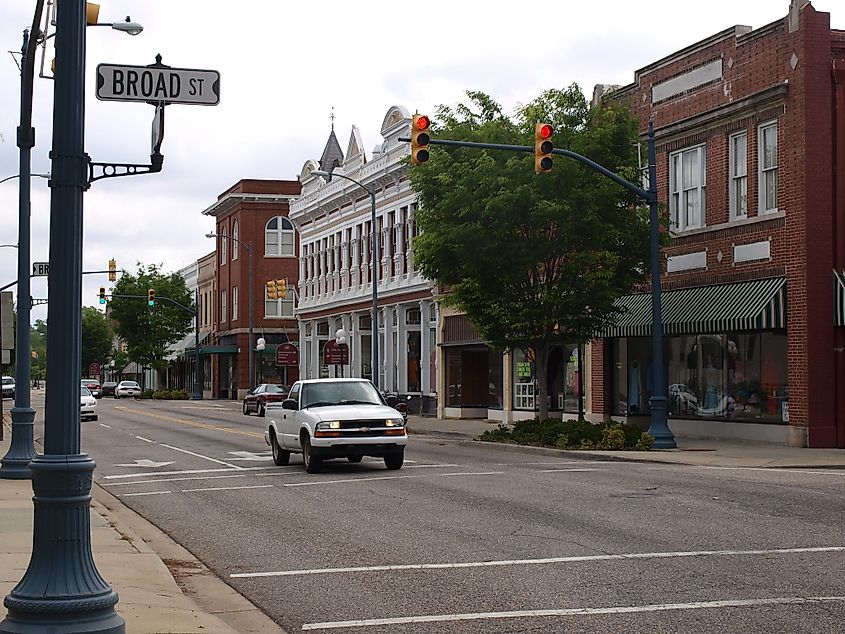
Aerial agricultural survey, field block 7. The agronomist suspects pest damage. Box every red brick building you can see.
[594,1,845,447]
[201,179,301,399]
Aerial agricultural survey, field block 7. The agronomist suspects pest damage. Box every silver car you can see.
[81,386,98,421]
[114,380,142,399]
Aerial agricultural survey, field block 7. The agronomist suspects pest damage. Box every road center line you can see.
[301,596,845,630]
[181,484,274,493]
[102,466,279,480]
[230,545,845,579]
[283,471,504,488]
[135,435,153,443]
[541,468,601,472]
[98,423,112,428]
[119,490,173,497]
[159,443,243,469]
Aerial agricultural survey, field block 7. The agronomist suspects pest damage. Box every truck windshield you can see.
[301,381,382,409]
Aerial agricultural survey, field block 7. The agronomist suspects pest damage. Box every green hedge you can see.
[481,418,653,451]
[151,389,190,400]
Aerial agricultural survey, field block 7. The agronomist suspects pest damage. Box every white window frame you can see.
[265,216,295,257]
[232,221,239,260]
[232,286,238,321]
[220,289,227,323]
[729,131,748,220]
[758,121,778,214]
[220,229,227,264]
[669,144,706,231]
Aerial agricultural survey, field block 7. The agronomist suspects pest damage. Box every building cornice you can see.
[201,193,298,218]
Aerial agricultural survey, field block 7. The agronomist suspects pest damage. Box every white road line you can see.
[230,545,845,579]
[181,484,274,493]
[119,490,173,497]
[103,473,252,487]
[160,443,243,469]
[102,466,279,480]
[301,596,845,630]
[283,471,504,488]
[99,423,112,429]
[135,435,153,443]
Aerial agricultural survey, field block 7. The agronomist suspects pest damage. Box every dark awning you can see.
[600,277,786,337]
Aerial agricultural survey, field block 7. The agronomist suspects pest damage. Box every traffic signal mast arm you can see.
[109,293,197,315]
[397,136,650,201]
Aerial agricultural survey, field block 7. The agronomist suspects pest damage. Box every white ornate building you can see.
[290,106,438,412]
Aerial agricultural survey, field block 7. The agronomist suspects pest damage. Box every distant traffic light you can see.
[108,258,117,282]
[411,113,431,165]
[277,278,287,299]
[534,122,554,174]
[147,288,156,306]
[98,286,106,304]
[266,280,278,300]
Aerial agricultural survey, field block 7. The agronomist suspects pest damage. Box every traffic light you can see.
[410,113,431,165]
[86,3,100,26]
[277,278,287,299]
[534,122,554,174]
[98,286,106,304]
[108,258,117,282]
[147,288,156,306]
[266,280,278,300]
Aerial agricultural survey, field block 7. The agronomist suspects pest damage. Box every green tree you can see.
[30,319,47,383]
[107,263,194,386]
[81,307,112,377]
[409,87,652,419]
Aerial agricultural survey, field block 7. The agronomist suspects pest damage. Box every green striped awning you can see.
[836,270,845,327]
[600,277,786,337]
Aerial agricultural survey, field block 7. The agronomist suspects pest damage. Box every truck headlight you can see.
[316,420,341,430]
[384,419,402,427]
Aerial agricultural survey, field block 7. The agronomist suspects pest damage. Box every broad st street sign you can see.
[96,63,220,105]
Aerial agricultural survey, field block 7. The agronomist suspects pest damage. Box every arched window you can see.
[265,216,295,256]
[232,221,239,260]
[220,228,228,264]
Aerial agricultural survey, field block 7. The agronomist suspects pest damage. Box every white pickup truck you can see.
[264,378,408,473]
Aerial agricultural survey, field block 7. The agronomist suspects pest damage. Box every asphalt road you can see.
[47,394,845,633]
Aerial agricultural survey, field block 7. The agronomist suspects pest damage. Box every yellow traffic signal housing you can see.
[411,113,431,165]
[147,288,156,306]
[277,279,287,299]
[108,258,117,282]
[534,122,554,174]
[266,280,278,300]
[98,286,106,304]
[86,3,100,26]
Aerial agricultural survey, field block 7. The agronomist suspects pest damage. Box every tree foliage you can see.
[409,87,652,418]
[107,263,194,379]
[81,307,112,376]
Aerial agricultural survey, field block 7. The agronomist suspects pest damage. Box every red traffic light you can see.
[538,123,553,139]
[415,114,430,131]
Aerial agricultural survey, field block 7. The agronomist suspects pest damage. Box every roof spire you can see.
[330,106,336,131]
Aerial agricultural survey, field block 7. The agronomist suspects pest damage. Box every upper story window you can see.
[265,216,295,257]
[669,144,706,232]
[406,306,421,325]
[232,221,239,260]
[758,122,778,214]
[232,286,238,321]
[220,289,227,323]
[220,228,228,264]
[729,132,748,220]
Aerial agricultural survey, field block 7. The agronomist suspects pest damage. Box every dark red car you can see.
[242,384,289,417]
[81,378,102,399]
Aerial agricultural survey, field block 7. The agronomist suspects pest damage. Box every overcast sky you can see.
[1,0,841,322]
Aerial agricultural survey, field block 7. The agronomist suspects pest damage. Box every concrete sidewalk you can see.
[405,415,845,469]
[0,415,285,633]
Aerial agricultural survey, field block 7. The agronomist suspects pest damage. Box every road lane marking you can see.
[160,443,243,469]
[230,545,845,579]
[283,471,504,488]
[181,484,273,493]
[301,596,845,630]
[99,423,112,428]
[120,490,173,497]
[114,405,263,439]
[114,459,175,468]
[135,435,154,443]
[102,466,279,480]
[541,468,601,473]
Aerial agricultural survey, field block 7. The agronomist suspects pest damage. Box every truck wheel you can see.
[384,451,404,471]
[302,436,322,473]
[270,431,290,466]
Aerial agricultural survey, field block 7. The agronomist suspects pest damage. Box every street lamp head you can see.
[205,232,217,239]
[312,169,330,178]
[111,17,144,35]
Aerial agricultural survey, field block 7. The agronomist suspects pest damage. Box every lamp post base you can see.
[646,397,677,449]
[0,453,125,634]
[0,407,37,479]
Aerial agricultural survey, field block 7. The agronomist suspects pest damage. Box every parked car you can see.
[242,383,289,417]
[81,378,102,399]
[114,380,142,399]
[80,386,98,421]
[101,381,118,398]
[1,376,14,399]
[264,378,407,473]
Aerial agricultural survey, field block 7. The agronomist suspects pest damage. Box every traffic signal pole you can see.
[399,122,675,448]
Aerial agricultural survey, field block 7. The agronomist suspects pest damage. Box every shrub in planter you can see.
[600,424,626,450]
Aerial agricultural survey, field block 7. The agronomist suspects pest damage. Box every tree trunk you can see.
[535,344,550,420]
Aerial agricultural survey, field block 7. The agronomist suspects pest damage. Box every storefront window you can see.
[488,350,503,409]
[446,349,462,407]
[612,332,788,423]
[407,331,421,392]
[512,348,536,410]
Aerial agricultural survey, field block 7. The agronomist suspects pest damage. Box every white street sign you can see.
[32,262,49,276]
[96,63,220,105]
